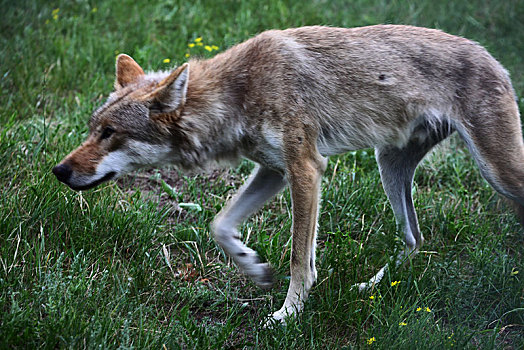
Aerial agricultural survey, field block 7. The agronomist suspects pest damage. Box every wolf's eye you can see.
[100,126,115,140]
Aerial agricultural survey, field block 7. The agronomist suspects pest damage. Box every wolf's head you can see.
[53,54,189,190]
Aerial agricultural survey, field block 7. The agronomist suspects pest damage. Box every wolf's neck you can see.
[175,57,248,170]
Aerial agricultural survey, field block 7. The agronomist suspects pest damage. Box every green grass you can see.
[1,0,523,348]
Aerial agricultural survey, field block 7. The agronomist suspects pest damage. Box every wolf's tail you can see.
[455,87,524,229]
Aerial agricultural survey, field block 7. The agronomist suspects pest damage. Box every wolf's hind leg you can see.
[212,166,287,288]
[355,120,452,291]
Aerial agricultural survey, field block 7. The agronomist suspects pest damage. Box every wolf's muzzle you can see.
[52,163,116,190]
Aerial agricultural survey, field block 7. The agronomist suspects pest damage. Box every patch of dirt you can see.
[116,167,246,223]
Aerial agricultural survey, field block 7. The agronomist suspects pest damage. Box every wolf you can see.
[53,25,524,324]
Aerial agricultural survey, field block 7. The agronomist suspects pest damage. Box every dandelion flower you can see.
[425,307,431,312]
[194,37,202,43]
[163,58,170,63]
[416,307,422,312]
[369,295,375,300]
[391,281,400,287]
[52,8,59,20]
[185,53,190,58]
[196,42,203,46]
[188,43,195,48]
[399,322,407,326]
[367,337,376,345]
[204,45,212,52]
[211,45,219,50]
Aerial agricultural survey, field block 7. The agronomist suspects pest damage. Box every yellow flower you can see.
[163,58,170,63]
[211,45,219,50]
[204,45,212,52]
[425,307,432,312]
[194,37,202,43]
[367,337,376,345]
[369,295,375,300]
[52,8,60,16]
[196,42,203,46]
[399,322,407,326]
[185,53,190,58]
[91,7,98,13]
[188,43,195,48]
[391,280,401,287]
[53,14,59,21]
[416,307,422,312]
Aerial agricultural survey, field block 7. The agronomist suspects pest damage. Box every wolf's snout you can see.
[52,163,72,183]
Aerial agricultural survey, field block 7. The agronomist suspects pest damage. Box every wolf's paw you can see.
[351,281,371,292]
[233,250,274,289]
[249,263,274,289]
[263,308,292,328]
[351,263,389,292]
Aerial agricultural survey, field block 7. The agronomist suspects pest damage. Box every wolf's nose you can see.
[52,163,72,182]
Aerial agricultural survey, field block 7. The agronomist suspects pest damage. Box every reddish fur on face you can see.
[150,110,182,129]
[63,139,107,175]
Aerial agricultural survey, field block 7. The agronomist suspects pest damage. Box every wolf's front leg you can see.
[271,152,326,323]
[212,166,286,288]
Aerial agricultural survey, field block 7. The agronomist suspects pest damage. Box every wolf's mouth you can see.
[69,171,117,191]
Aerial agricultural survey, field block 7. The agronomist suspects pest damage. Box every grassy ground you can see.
[1,0,523,348]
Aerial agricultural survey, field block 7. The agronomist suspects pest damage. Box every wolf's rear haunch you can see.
[52,25,524,325]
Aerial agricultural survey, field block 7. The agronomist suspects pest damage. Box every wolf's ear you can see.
[146,63,189,114]
[115,54,145,89]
